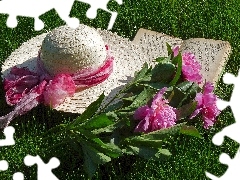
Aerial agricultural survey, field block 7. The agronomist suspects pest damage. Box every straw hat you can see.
[1,24,157,115]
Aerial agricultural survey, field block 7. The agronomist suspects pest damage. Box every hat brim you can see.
[1,26,156,114]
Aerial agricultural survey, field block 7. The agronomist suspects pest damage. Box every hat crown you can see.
[40,25,107,75]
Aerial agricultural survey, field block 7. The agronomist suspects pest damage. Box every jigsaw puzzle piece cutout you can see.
[222,72,237,85]
[34,19,45,31]
[206,148,240,180]
[221,71,240,114]
[205,172,220,180]
[7,13,44,31]
[212,69,240,146]
[6,15,18,29]
[13,172,24,180]
[0,0,123,30]
[0,160,8,171]
[0,126,15,146]
[0,0,80,30]
[24,155,60,180]
[0,0,54,30]
[216,72,240,110]
[206,68,240,179]
[212,122,240,146]
[77,0,122,30]
[216,99,230,112]
[54,0,80,29]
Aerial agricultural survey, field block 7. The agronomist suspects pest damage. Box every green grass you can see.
[0,0,239,179]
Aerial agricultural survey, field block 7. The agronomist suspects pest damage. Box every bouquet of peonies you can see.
[43,43,221,178]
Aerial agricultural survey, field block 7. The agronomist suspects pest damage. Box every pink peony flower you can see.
[172,46,202,84]
[182,53,202,84]
[133,88,177,133]
[190,82,221,129]
[173,46,180,57]
[43,74,76,108]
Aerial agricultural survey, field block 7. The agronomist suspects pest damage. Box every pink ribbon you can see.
[0,45,114,129]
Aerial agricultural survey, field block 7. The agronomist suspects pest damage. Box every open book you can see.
[132,28,232,87]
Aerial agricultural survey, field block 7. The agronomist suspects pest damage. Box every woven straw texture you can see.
[1,26,156,113]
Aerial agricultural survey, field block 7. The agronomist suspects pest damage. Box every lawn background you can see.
[0,0,239,179]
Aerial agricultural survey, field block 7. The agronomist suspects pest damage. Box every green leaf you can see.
[82,145,98,179]
[91,121,124,134]
[71,128,97,140]
[82,143,111,165]
[175,81,200,107]
[122,93,138,102]
[124,84,145,94]
[151,62,175,83]
[154,57,168,63]
[177,101,197,120]
[82,114,114,130]
[139,123,185,140]
[106,111,119,121]
[124,123,185,148]
[168,87,186,108]
[139,82,170,90]
[169,53,182,86]
[68,140,84,157]
[167,81,199,108]
[172,53,180,65]
[69,93,105,127]
[166,42,173,56]
[122,148,135,155]
[123,63,152,94]
[125,137,163,148]
[105,100,123,112]
[180,125,203,139]
[128,146,171,161]
[155,149,172,161]
[131,62,152,84]
[122,88,155,111]
[91,138,122,158]
[115,110,134,118]
[177,81,194,91]
[129,146,158,160]
[110,130,121,146]
[177,81,200,96]
[158,149,172,157]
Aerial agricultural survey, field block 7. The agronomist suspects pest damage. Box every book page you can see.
[132,28,183,60]
[180,38,231,86]
[132,28,232,86]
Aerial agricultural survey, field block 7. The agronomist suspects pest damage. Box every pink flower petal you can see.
[190,107,203,119]
[190,82,221,129]
[203,82,214,94]
[133,87,177,133]
[151,87,168,109]
[173,46,180,57]
[182,52,203,84]
[134,115,151,133]
[43,74,76,108]
[203,119,215,129]
[195,93,203,107]
[133,105,150,120]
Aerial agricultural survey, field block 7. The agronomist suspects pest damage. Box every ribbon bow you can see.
[0,45,113,129]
